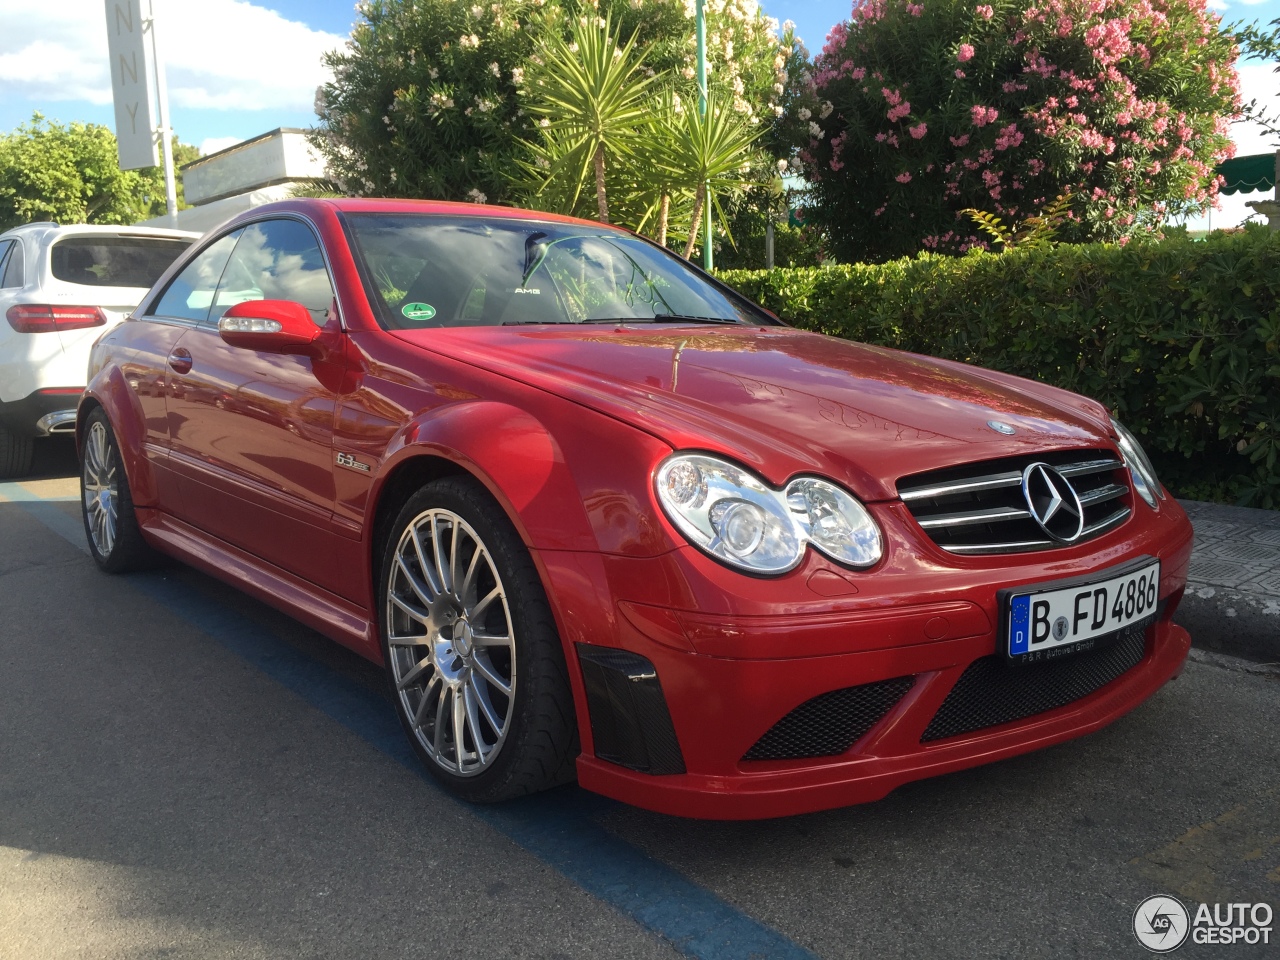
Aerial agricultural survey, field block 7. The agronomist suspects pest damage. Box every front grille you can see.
[898,449,1131,555]
[743,676,915,761]
[921,631,1147,742]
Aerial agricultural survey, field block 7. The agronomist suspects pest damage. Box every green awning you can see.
[1217,152,1276,196]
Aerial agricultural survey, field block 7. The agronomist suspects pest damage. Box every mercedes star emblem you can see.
[1022,462,1085,542]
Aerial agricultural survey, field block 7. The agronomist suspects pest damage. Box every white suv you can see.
[0,222,198,478]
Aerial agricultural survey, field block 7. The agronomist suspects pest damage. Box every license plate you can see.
[1004,558,1161,663]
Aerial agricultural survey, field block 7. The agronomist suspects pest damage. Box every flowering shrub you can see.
[720,225,1280,507]
[792,0,1241,262]
[312,0,807,206]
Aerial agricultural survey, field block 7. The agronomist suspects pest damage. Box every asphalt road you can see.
[2,439,1277,959]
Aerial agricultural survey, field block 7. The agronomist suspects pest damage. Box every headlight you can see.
[655,454,883,574]
[1111,417,1162,509]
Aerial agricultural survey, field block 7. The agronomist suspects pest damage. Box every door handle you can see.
[168,347,192,375]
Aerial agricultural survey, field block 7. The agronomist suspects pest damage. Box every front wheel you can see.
[378,477,577,802]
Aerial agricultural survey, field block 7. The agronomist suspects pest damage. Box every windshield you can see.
[343,214,772,329]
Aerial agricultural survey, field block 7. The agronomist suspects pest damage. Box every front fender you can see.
[375,398,673,556]
[80,364,155,506]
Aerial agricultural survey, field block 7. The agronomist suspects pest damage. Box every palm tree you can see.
[521,16,658,224]
[642,90,762,258]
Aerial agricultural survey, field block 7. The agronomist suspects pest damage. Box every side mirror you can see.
[218,300,321,354]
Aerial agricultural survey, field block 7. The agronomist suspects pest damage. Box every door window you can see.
[210,219,335,327]
[151,230,242,324]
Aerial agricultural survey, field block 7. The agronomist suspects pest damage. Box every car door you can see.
[126,229,243,509]
[165,216,353,598]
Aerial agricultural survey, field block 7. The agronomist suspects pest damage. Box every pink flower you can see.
[895,172,912,183]
[993,123,1023,150]
[970,104,997,127]
[955,69,966,78]
[975,4,993,18]
[849,66,867,80]
[949,133,970,147]
[887,102,912,122]
[881,87,901,105]
[957,44,975,62]
[908,122,928,139]
[906,2,924,15]
[1080,129,1106,149]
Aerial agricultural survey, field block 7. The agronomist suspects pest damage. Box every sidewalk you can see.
[1175,499,1280,665]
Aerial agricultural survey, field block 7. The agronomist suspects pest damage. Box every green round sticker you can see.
[401,301,436,321]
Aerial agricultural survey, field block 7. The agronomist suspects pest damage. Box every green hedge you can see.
[719,227,1280,508]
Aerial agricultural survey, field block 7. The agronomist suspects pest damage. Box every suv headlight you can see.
[654,453,883,574]
[1111,417,1162,509]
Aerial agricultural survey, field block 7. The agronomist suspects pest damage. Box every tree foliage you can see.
[790,0,1242,262]
[311,0,809,208]
[520,14,658,222]
[0,114,196,230]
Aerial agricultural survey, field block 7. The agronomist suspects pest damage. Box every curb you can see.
[1173,499,1280,666]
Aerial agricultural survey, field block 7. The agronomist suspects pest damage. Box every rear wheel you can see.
[378,477,577,802]
[80,409,156,573]
[0,425,34,480]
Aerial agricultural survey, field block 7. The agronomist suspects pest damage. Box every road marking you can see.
[0,480,78,503]
[1129,788,1280,903]
[8,491,816,960]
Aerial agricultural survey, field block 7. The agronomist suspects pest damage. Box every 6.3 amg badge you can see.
[335,452,371,473]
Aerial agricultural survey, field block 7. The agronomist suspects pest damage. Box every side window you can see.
[211,218,335,328]
[2,240,24,288]
[0,242,12,288]
[151,230,242,324]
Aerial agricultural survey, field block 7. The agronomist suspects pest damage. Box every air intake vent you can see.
[743,676,915,762]
[921,631,1147,742]
[898,449,1131,555]
[577,645,685,775]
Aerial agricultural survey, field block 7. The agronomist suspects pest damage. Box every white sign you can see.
[104,0,158,169]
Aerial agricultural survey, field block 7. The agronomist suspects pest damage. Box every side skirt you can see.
[136,507,379,662]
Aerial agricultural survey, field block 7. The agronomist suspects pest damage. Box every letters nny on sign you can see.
[104,0,158,169]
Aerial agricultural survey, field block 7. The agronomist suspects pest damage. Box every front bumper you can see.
[541,497,1195,820]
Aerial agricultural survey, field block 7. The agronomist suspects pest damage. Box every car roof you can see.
[257,197,631,233]
[0,223,201,243]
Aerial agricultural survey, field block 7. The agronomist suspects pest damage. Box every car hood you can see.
[393,324,1116,502]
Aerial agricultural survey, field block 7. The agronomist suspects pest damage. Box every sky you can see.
[1,0,1278,227]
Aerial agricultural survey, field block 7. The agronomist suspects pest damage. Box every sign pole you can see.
[145,0,178,227]
[695,0,712,271]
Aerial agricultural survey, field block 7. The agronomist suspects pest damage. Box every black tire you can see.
[0,424,34,480]
[80,408,157,573]
[378,476,578,802]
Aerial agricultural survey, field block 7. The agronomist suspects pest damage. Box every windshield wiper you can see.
[646,314,740,324]
[500,318,627,325]
[500,315,740,326]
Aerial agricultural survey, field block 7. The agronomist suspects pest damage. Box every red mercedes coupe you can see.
[78,199,1193,819]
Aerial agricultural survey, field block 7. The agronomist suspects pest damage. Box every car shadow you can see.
[27,436,78,480]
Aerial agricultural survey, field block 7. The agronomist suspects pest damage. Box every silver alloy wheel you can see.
[83,420,119,557]
[386,508,517,777]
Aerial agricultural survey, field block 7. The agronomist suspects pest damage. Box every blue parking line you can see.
[8,490,817,960]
